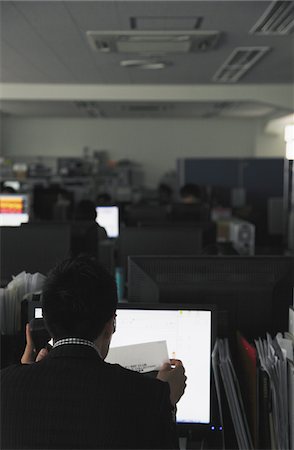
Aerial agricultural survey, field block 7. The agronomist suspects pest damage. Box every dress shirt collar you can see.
[53,337,101,357]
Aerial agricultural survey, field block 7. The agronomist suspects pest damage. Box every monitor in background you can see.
[119,225,216,278]
[0,194,29,226]
[107,303,215,428]
[96,206,119,238]
[3,180,21,192]
[128,255,294,341]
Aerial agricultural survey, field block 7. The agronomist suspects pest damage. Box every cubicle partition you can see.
[0,223,71,286]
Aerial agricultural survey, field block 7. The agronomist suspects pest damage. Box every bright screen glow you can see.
[0,194,29,226]
[108,307,212,424]
[35,308,43,318]
[96,206,119,238]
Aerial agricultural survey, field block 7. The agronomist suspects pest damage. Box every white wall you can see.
[254,119,286,158]
[1,116,282,187]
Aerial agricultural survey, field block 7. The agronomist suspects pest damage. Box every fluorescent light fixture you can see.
[285,124,294,160]
[120,59,171,69]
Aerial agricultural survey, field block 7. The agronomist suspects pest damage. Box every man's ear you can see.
[103,317,114,339]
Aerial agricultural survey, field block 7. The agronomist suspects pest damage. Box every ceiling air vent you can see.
[86,30,221,54]
[250,1,294,35]
[212,47,270,83]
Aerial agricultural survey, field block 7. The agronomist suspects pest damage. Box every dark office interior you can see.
[1,1,294,449]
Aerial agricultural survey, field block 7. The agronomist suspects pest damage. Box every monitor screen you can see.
[35,307,43,319]
[3,180,21,191]
[96,206,119,238]
[128,255,294,341]
[106,304,214,426]
[0,194,29,226]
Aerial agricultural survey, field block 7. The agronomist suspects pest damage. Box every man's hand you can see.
[156,359,187,406]
[21,323,48,364]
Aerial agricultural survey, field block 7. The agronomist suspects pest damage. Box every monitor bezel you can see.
[115,302,218,433]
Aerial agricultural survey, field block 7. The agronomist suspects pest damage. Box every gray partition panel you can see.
[0,224,71,285]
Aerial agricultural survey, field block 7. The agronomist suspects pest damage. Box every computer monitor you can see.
[128,255,294,341]
[0,194,29,226]
[3,180,21,191]
[26,301,216,431]
[96,206,119,238]
[106,303,215,428]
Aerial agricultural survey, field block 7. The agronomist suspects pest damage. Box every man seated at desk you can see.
[1,255,186,449]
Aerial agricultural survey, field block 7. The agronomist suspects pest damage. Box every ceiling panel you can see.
[13,1,106,83]
[0,1,293,89]
[1,2,75,82]
[0,40,50,83]
[0,0,294,122]
[65,1,121,30]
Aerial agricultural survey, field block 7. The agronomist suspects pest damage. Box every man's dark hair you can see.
[42,256,118,341]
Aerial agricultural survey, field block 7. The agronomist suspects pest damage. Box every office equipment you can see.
[119,225,215,278]
[0,223,71,286]
[107,303,215,428]
[128,255,294,340]
[96,205,119,238]
[29,318,51,354]
[0,194,29,226]
[57,157,91,176]
[217,218,255,255]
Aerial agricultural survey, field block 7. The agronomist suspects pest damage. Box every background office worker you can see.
[1,256,186,449]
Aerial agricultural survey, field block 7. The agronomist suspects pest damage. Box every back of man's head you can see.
[42,256,118,341]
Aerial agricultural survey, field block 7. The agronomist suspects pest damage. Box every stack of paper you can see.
[0,271,46,335]
[255,333,293,450]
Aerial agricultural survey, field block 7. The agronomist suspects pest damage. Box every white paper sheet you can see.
[105,340,169,373]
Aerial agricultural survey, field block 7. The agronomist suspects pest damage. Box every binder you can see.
[212,338,253,449]
[236,332,257,447]
[255,334,290,450]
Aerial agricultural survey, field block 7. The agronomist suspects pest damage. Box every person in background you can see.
[179,183,202,204]
[1,255,186,449]
[158,183,173,205]
[71,199,108,257]
[74,199,107,241]
[0,183,16,194]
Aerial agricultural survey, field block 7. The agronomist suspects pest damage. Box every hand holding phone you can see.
[21,320,51,364]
